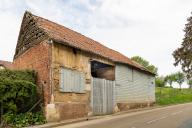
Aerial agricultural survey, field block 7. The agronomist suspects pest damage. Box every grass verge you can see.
[156,87,192,105]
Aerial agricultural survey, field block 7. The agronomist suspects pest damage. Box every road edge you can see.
[28,102,192,128]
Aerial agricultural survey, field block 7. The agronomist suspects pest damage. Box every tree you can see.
[155,77,165,87]
[165,74,176,88]
[187,80,192,89]
[174,72,185,90]
[131,56,158,74]
[173,12,192,78]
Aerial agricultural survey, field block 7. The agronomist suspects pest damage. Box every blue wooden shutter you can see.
[60,68,85,93]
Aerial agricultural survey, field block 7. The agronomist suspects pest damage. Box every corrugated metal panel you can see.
[116,65,133,86]
[92,78,115,115]
[60,68,85,93]
[115,64,155,103]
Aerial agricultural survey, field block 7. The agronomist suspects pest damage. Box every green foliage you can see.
[131,56,149,67]
[165,74,176,87]
[187,80,192,88]
[173,12,192,78]
[156,87,192,105]
[164,72,186,89]
[0,79,36,114]
[0,69,36,84]
[131,56,158,74]
[155,77,165,87]
[147,65,157,74]
[174,72,185,89]
[0,69,45,127]
[3,112,46,128]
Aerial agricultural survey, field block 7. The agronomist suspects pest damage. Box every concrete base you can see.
[117,102,155,111]
[45,102,155,122]
[114,105,120,113]
[46,104,60,122]
[46,103,88,122]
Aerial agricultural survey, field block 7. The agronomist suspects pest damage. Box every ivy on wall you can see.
[0,70,36,84]
[0,70,45,127]
[0,79,36,114]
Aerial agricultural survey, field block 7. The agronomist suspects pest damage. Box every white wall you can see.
[115,64,155,103]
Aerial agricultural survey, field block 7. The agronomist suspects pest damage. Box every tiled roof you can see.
[30,12,154,75]
[0,60,14,69]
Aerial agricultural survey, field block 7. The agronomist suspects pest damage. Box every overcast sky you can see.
[0,0,192,76]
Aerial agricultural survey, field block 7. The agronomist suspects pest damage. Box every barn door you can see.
[92,78,115,115]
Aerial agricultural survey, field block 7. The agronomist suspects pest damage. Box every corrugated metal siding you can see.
[115,64,155,103]
[92,78,115,115]
[116,65,133,86]
[60,68,85,93]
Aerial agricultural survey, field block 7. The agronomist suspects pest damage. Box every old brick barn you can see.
[3,11,156,122]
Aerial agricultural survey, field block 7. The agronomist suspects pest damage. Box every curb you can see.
[28,106,160,128]
[28,103,192,128]
[28,116,104,128]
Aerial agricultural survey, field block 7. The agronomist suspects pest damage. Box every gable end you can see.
[14,11,49,59]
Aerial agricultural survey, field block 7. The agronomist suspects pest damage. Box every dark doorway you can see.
[91,60,115,81]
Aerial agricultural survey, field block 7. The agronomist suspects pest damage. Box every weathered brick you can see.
[13,40,51,105]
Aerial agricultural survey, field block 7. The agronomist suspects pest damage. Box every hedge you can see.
[0,69,45,127]
[0,69,36,84]
[0,79,36,114]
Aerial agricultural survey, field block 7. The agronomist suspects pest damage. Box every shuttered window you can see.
[60,68,85,93]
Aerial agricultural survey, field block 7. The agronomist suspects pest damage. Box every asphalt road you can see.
[56,103,192,128]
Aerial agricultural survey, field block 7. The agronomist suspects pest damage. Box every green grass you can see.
[156,87,192,105]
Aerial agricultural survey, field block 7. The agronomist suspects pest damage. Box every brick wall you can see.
[13,40,51,105]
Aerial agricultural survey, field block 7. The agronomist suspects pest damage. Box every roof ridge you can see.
[26,11,154,75]
[31,12,93,39]
[30,12,129,57]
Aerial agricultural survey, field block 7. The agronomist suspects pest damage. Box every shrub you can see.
[0,69,45,127]
[155,77,165,87]
[0,69,36,84]
[3,112,46,128]
[0,79,36,114]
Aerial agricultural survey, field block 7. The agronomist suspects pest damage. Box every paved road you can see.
[56,103,192,128]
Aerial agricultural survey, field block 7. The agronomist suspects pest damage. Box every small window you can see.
[60,68,85,93]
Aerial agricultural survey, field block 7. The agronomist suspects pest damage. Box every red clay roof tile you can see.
[0,60,14,69]
[31,13,154,75]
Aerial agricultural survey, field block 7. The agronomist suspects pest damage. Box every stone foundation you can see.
[46,104,60,122]
[117,102,155,111]
[46,102,88,122]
